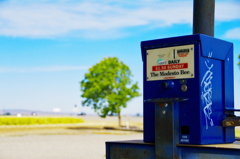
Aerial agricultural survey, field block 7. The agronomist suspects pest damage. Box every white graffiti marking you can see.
[201,52,214,129]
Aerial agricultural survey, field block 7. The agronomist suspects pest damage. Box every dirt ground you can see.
[0,116,143,159]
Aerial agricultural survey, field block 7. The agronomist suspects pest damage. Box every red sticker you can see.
[152,63,188,71]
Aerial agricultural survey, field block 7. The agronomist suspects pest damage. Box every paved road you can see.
[0,130,142,159]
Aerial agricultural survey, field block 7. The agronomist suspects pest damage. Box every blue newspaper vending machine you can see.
[141,34,234,145]
[106,34,239,159]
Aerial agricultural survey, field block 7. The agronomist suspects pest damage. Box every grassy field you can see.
[0,116,84,125]
[236,129,240,137]
[0,116,143,136]
[1,116,240,139]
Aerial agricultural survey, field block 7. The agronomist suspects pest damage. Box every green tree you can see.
[80,57,141,126]
[238,55,240,66]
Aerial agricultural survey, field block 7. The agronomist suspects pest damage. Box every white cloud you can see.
[0,65,88,73]
[216,1,240,21]
[0,0,239,39]
[224,28,240,39]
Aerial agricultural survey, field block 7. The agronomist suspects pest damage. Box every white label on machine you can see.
[147,44,194,81]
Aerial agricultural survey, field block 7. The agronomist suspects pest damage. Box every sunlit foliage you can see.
[80,57,141,125]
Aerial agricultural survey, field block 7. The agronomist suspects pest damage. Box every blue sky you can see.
[0,0,240,115]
